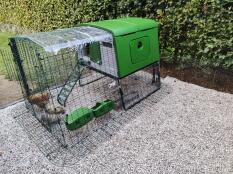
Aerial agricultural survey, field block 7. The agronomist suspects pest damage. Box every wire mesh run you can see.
[9,25,161,164]
[13,81,170,166]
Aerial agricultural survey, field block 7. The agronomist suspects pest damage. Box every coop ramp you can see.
[57,63,81,106]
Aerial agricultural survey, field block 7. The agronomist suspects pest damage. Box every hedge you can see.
[159,0,233,71]
[0,0,232,71]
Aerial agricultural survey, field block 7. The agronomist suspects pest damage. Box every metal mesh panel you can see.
[10,25,161,166]
[13,69,167,166]
[0,48,18,80]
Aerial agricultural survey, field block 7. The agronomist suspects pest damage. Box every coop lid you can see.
[82,17,159,37]
[14,26,112,54]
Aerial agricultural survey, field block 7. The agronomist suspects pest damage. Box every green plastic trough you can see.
[65,100,115,131]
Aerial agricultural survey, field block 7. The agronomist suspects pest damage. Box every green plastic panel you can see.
[115,28,160,78]
[130,36,150,64]
[90,42,102,64]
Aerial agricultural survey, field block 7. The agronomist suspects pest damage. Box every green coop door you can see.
[90,42,102,64]
[130,36,150,64]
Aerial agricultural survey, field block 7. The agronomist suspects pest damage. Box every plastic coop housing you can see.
[10,18,161,148]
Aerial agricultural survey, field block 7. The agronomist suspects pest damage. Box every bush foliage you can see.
[0,0,232,71]
[159,0,233,71]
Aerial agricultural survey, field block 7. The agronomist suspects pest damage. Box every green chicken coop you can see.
[81,17,160,78]
[9,17,161,145]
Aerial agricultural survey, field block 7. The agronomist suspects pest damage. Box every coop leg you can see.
[152,62,161,86]
[152,63,156,84]
[25,100,31,110]
[156,70,161,84]
[57,119,68,148]
[78,67,85,86]
[117,80,126,110]
[155,62,161,85]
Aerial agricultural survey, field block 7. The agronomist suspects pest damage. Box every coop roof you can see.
[15,26,112,54]
[82,17,159,36]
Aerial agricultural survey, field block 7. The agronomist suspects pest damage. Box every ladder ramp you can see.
[57,64,81,106]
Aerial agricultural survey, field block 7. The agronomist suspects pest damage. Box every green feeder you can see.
[92,99,115,118]
[65,100,115,131]
[64,107,94,131]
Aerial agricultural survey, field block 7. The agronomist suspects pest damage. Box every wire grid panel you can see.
[10,32,119,139]
[10,26,162,166]
[21,41,77,95]
[45,65,159,146]
[77,40,118,77]
[14,62,161,150]
[0,48,18,80]
[12,81,172,166]
[119,64,160,109]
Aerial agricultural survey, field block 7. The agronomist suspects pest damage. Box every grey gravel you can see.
[1,77,233,174]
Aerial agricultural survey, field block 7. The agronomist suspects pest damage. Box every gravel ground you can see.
[1,77,233,174]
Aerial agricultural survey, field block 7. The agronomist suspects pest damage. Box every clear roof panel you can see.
[16,26,113,54]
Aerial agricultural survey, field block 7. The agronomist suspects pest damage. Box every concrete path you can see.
[0,75,22,107]
[1,77,233,173]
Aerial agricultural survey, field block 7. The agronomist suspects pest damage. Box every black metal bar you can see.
[79,67,106,87]
[79,75,106,87]
[152,63,156,84]
[79,60,119,80]
[9,38,30,96]
[117,79,126,110]
[156,62,161,85]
